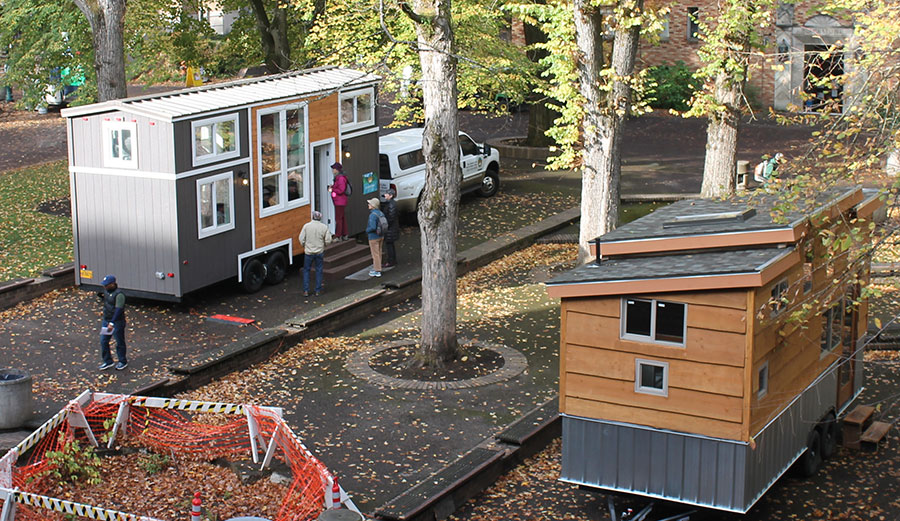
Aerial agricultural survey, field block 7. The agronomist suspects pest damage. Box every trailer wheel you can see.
[264,251,287,285]
[820,412,838,459]
[241,258,266,293]
[798,429,822,477]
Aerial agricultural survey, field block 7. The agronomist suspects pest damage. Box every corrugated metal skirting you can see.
[561,367,839,513]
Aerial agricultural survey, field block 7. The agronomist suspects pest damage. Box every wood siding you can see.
[70,111,175,173]
[560,290,748,441]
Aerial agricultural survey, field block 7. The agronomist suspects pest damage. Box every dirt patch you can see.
[369,342,504,382]
[35,197,71,217]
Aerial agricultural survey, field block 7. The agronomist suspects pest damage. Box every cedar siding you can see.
[560,290,749,441]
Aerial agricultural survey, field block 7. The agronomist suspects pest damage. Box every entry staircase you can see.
[322,239,372,280]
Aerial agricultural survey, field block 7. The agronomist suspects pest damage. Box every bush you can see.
[645,61,699,111]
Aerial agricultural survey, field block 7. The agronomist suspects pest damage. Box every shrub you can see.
[43,434,102,486]
[645,61,700,111]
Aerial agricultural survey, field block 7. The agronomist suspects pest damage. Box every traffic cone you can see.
[191,492,202,521]
[331,480,341,509]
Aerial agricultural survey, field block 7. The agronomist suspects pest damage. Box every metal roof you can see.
[61,66,381,121]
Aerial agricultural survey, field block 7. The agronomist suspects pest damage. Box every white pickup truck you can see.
[378,128,501,213]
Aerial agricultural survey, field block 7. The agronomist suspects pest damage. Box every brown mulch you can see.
[369,343,505,382]
[0,102,67,172]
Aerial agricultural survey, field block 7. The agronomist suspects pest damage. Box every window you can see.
[757,362,769,399]
[770,278,789,315]
[103,121,137,168]
[820,300,843,355]
[340,88,375,131]
[635,359,669,397]
[687,7,700,41]
[660,14,670,41]
[197,172,235,238]
[192,114,239,165]
[459,134,480,156]
[398,149,425,170]
[258,105,308,215]
[622,298,686,345]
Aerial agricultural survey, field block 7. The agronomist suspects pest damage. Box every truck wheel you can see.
[820,412,838,459]
[478,169,499,197]
[241,258,266,293]
[264,251,287,285]
[798,429,822,477]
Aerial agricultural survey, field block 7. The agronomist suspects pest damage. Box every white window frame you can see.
[257,104,310,217]
[635,358,669,397]
[196,171,236,239]
[102,120,138,169]
[757,361,769,399]
[339,87,375,132]
[621,297,687,347]
[191,113,240,166]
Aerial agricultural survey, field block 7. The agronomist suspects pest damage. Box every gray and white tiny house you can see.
[546,187,881,513]
[61,67,380,300]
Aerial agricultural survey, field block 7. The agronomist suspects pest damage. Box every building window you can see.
[192,114,239,166]
[660,14,670,41]
[197,172,235,238]
[820,300,843,355]
[103,120,137,168]
[635,359,669,397]
[687,7,700,41]
[622,298,686,346]
[757,362,769,399]
[340,88,375,131]
[770,278,789,315]
[258,104,308,215]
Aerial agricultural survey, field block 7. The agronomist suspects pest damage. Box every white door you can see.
[459,134,483,189]
[312,140,336,233]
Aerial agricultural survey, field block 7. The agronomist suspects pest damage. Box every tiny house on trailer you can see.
[545,186,881,514]
[61,66,381,300]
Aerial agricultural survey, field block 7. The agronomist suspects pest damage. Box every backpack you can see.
[375,212,388,236]
[341,174,352,196]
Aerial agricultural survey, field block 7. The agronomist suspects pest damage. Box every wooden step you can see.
[842,405,875,450]
[860,421,892,451]
[323,257,372,280]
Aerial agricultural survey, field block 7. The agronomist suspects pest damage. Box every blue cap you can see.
[100,275,116,286]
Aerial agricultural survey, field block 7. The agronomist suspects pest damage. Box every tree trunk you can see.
[700,70,744,197]
[411,0,461,367]
[526,102,557,147]
[72,0,127,101]
[249,0,292,73]
[574,0,641,265]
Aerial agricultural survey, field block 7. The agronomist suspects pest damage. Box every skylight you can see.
[663,208,756,228]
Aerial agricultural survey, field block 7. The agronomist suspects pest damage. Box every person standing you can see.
[382,189,400,267]
[366,198,385,278]
[328,162,350,241]
[298,211,333,297]
[98,275,127,370]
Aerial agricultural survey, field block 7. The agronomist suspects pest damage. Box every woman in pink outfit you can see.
[328,162,349,240]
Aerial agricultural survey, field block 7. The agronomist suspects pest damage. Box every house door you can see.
[312,140,335,233]
[837,286,859,407]
[803,44,843,113]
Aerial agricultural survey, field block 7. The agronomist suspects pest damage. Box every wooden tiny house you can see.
[61,67,380,300]
[546,186,881,513]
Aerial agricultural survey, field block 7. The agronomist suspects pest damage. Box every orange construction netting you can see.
[4,393,332,521]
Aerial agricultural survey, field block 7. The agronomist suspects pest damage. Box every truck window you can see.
[459,135,480,156]
[379,154,393,179]
[398,149,425,170]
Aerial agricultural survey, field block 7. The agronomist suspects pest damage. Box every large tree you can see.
[72,0,127,101]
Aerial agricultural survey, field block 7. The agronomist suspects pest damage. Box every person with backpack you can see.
[365,198,387,277]
[328,162,351,241]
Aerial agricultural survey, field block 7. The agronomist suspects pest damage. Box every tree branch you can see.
[399,2,427,25]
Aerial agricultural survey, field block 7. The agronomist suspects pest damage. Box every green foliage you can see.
[644,61,699,111]
[137,452,171,475]
[0,160,72,280]
[44,434,102,486]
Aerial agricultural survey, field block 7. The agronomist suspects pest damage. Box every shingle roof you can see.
[61,66,380,121]
[547,247,794,286]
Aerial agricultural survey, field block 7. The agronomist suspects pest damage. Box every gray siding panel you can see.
[341,131,379,235]
[561,364,842,513]
[174,110,249,174]
[73,173,178,294]
[70,111,174,172]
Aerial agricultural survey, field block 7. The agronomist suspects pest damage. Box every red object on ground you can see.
[191,492,202,521]
[207,314,256,325]
[332,480,341,509]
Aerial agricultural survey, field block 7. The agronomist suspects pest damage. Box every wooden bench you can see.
[860,421,892,451]
[842,405,874,450]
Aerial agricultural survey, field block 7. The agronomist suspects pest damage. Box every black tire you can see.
[264,250,287,285]
[798,429,822,477]
[820,412,838,459]
[241,258,266,293]
[477,168,499,197]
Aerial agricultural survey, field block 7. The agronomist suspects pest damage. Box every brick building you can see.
[639,1,856,112]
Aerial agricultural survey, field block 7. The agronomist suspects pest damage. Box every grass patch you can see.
[0,160,72,280]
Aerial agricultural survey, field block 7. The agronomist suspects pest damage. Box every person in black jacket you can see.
[382,189,401,267]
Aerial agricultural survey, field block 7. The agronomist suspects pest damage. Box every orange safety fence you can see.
[2,393,335,521]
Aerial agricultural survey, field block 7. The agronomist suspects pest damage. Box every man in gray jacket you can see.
[299,211,333,297]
